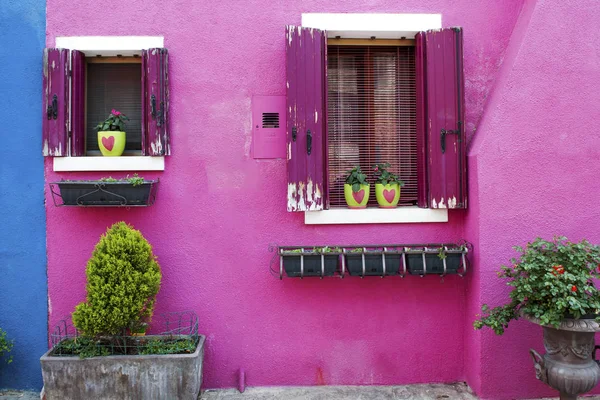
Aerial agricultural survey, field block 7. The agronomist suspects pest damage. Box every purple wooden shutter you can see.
[70,50,86,156]
[423,27,467,209]
[42,48,69,156]
[142,48,170,156]
[285,26,327,211]
[415,32,428,208]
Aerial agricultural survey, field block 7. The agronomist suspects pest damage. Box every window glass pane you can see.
[86,63,142,153]
[327,45,417,207]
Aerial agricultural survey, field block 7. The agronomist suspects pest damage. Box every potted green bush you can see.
[373,163,404,208]
[281,246,341,277]
[474,237,600,399]
[96,109,129,156]
[41,222,205,399]
[344,166,369,208]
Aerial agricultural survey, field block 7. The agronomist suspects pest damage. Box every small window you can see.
[327,44,417,207]
[86,58,142,154]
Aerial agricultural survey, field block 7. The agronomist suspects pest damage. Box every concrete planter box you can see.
[40,335,205,400]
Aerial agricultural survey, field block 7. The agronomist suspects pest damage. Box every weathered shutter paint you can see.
[42,48,69,156]
[285,26,327,211]
[423,27,467,209]
[142,48,170,156]
[415,33,428,208]
[70,50,86,156]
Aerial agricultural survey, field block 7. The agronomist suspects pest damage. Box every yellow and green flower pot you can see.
[344,184,370,209]
[375,183,401,208]
[98,131,126,156]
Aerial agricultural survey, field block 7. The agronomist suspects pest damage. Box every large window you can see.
[327,44,417,207]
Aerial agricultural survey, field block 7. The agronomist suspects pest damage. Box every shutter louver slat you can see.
[327,45,417,207]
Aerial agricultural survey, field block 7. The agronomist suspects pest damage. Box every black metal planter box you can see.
[281,254,339,277]
[406,252,463,275]
[345,253,401,276]
[50,181,158,207]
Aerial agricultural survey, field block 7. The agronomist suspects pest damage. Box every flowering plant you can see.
[373,163,405,186]
[96,109,129,132]
[474,237,600,335]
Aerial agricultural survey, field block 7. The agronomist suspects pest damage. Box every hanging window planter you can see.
[279,247,341,278]
[404,246,466,276]
[50,175,158,207]
[343,248,401,277]
[270,243,469,279]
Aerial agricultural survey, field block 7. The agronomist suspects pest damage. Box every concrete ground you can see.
[3,385,600,400]
[200,383,600,400]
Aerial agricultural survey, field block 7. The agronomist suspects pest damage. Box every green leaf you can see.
[352,183,360,192]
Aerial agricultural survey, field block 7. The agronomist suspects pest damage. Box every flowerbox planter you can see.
[50,180,158,207]
[40,335,205,400]
[344,252,401,276]
[406,249,463,275]
[281,251,339,277]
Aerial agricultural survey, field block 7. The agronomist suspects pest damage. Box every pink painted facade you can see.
[43,0,600,398]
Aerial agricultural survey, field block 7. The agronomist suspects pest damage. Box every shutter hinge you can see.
[68,69,72,77]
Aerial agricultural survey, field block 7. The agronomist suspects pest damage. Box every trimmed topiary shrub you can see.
[72,222,161,336]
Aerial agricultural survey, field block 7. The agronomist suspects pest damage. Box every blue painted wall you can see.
[0,0,47,391]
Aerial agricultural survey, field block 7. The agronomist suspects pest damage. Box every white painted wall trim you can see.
[53,156,165,172]
[304,207,448,225]
[55,36,164,56]
[301,13,442,39]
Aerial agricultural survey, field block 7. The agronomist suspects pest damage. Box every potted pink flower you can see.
[96,109,129,156]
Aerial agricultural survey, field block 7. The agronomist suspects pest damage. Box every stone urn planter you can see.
[525,314,600,400]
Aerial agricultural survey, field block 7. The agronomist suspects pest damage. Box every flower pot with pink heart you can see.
[344,166,370,209]
[373,163,404,208]
[96,109,129,156]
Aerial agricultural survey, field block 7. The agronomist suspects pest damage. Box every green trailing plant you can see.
[97,174,145,186]
[96,109,129,132]
[345,166,368,192]
[72,222,162,337]
[139,338,197,355]
[474,237,600,335]
[0,328,13,364]
[373,163,404,186]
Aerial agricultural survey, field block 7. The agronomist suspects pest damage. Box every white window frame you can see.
[52,36,165,172]
[301,13,447,224]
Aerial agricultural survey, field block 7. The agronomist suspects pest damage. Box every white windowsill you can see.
[55,36,164,56]
[304,207,448,225]
[53,156,165,172]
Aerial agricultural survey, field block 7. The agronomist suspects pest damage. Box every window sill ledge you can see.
[304,207,448,225]
[53,156,165,172]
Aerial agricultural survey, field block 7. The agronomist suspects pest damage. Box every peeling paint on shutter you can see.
[42,48,69,156]
[423,28,467,209]
[142,48,170,156]
[285,26,327,211]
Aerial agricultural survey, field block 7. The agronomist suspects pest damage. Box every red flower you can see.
[374,166,379,172]
[572,285,577,292]
[551,265,565,276]
[111,109,121,116]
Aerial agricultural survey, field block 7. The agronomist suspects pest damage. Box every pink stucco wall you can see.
[43,0,531,394]
[466,0,600,398]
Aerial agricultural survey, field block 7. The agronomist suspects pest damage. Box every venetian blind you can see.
[86,62,142,153]
[327,45,417,207]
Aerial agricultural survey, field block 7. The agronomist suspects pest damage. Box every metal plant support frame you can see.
[49,180,159,207]
[269,243,471,280]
